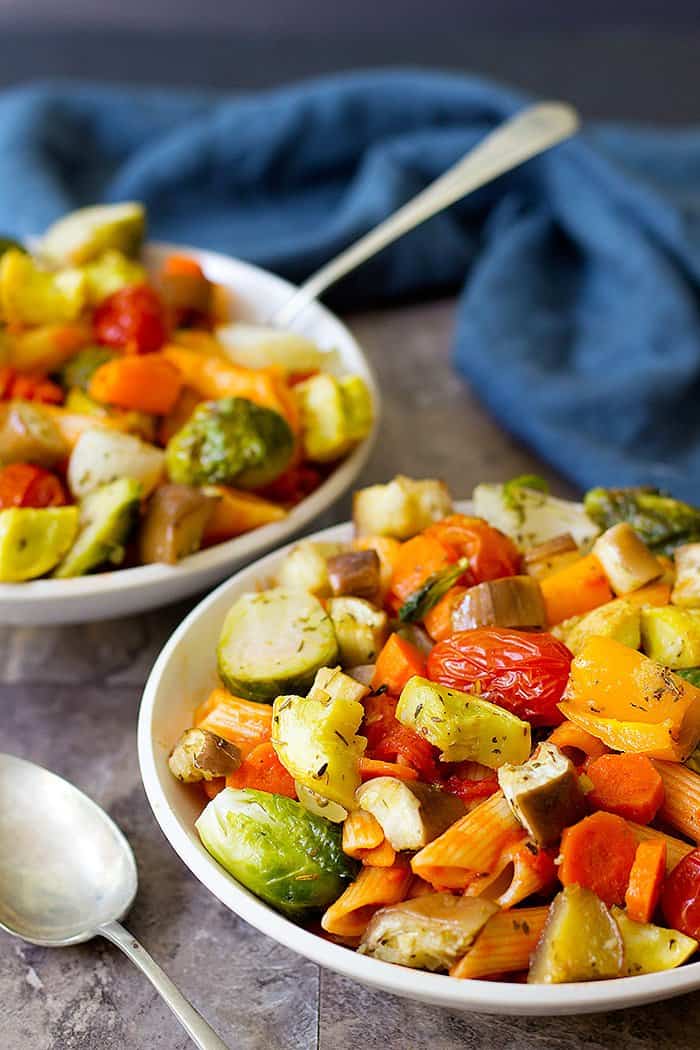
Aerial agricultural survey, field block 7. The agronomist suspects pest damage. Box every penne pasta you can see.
[450,906,549,980]
[653,760,700,844]
[361,839,397,868]
[628,821,694,872]
[411,792,522,889]
[195,688,272,757]
[342,810,385,856]
[465,837,556,911]
[547,721,609,765]
[321,862,413,938]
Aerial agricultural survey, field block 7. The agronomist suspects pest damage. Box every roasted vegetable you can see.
[217,587,339,701]
[272,666,367,811]
[523,533,580,580]
[139,483,218,564]
[327,596,389,666]
[82,250,147,304]
[672,543,700,609]
[398,558,469,623]
[473,480,598,551]
[560,599,641,656]
[168,727,242,782]
[528,885,623,983]
[327,549,380,600]
[216,323,333,373]
[53,477,141,578]
[611,907,697,975]
[59,346,116,392]
[64,388,156,443]
[165,396,294,490]
[195,787,358,918]
[355,777,465,851]
[584,486,700,556]
[358,893,497,971]
[0,401,67,468]
[353,475,453,540]
[67,427,164,500]
[39,202,145,266]
[0,506,78,581]
[295,373,373,462]
[396,676,531,768]
[451,575,547,631]
[640,606,700,669]
[159,257,212,315]
[0,249,87,325]
[497,742,586,846]
[592,523,662,595]
[277,540,342,596]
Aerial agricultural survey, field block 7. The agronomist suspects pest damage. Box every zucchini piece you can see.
[562,599,641,656]
[0,250,87,325]
[396,676,531,768]
[40,202,145,266]
[68,427,164,500]
[528,886,623,983]
[327,596,389,666]
[672,543,700,609]
[53,477,141,578]
[497,742,587,846]
[277,540,342,597]
[215,323,334,373]
[593,523,662,596]
[356,777,465,851]
[216,587,339,702]
[0,506,78,581]
[358,893,498,971]
[272,667,367,810]
[353,475,453,540]
[473,481,598,551]
[295,372,373,462]
[640,606,700,669]
[611,907,698,975]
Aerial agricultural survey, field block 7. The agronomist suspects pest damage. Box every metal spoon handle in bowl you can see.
[271,101,579,327]
[100,921,229,1050]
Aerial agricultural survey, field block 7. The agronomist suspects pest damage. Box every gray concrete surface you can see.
[3,300,699,1048]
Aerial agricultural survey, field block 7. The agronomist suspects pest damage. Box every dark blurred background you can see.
[1,0,700,123]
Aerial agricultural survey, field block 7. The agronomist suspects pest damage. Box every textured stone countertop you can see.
[2,300,699,1049]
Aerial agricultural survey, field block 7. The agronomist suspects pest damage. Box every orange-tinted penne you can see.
[450,906,549,980]
[321,862,413,938]
[653,760,700,843]
[548,721,609,765]
[411,792,521,889]
[628,821,694,872]
[361,839,397,868]
[343,810,385,856]
[195,688,272,757]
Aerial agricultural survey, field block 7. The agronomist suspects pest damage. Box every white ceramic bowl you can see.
[0,243,378,625]
[138,511,700,1016]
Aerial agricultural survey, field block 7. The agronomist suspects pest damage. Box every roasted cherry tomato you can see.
[662,848,700,939]
[425,515,520,584]
[94,283,168,353]
[0,463,67,509]
[427,627,572,726]
[0,366,63,405]
[362,691,439,781]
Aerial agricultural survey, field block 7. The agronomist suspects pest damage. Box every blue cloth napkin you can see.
[1,70,700,499]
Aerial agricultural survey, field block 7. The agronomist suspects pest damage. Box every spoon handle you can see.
[100,920,230,1050]
[271,101,579,327]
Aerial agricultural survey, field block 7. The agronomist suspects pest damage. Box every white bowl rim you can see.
[0,242,379,605]
[138,511,700,1016]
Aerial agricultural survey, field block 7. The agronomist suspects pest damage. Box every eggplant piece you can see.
[452,575,547,631]
[0,400,68,468]
[528,885,624,983]
[327,549,380,600]
[356,777,466,851]
[672,543,700,609]
[358,893,498,971]
[169,727,242,782]
[140,484,218,564]
[523,533,580,580]
[593,523,662,596]
[497,742,587,846]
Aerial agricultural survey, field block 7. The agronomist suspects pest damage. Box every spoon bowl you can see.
[0,753,136,946]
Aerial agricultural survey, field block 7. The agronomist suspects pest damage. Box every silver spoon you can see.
[0,752,228,1050]
[272,101,579,327]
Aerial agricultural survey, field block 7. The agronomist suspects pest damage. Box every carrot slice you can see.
[388,534,456,613]
[586,752,665,824]
[225,741,296,798]
[370,633,426,696]
[358,757,419,781]
[625,839,666,923]
[89,353,182,414]
[540,552,613,625]
[559,811,637,906]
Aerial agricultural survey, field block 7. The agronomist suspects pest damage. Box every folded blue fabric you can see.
[1,71,699,498]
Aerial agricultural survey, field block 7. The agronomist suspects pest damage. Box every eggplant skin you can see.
[169,727,241,782]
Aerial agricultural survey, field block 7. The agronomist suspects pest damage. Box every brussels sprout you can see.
[59,347,117,391]
[195,787,358,918]
[584,487,700,556]
[0,249,87,325]
[166,397,294,490]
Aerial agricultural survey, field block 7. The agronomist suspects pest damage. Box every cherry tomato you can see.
[427,627,572,726]
[362,692,439,781]
[0,463,67,509]
[661,849,700,939]
[94,283,168,353]
[425,515,520,584]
